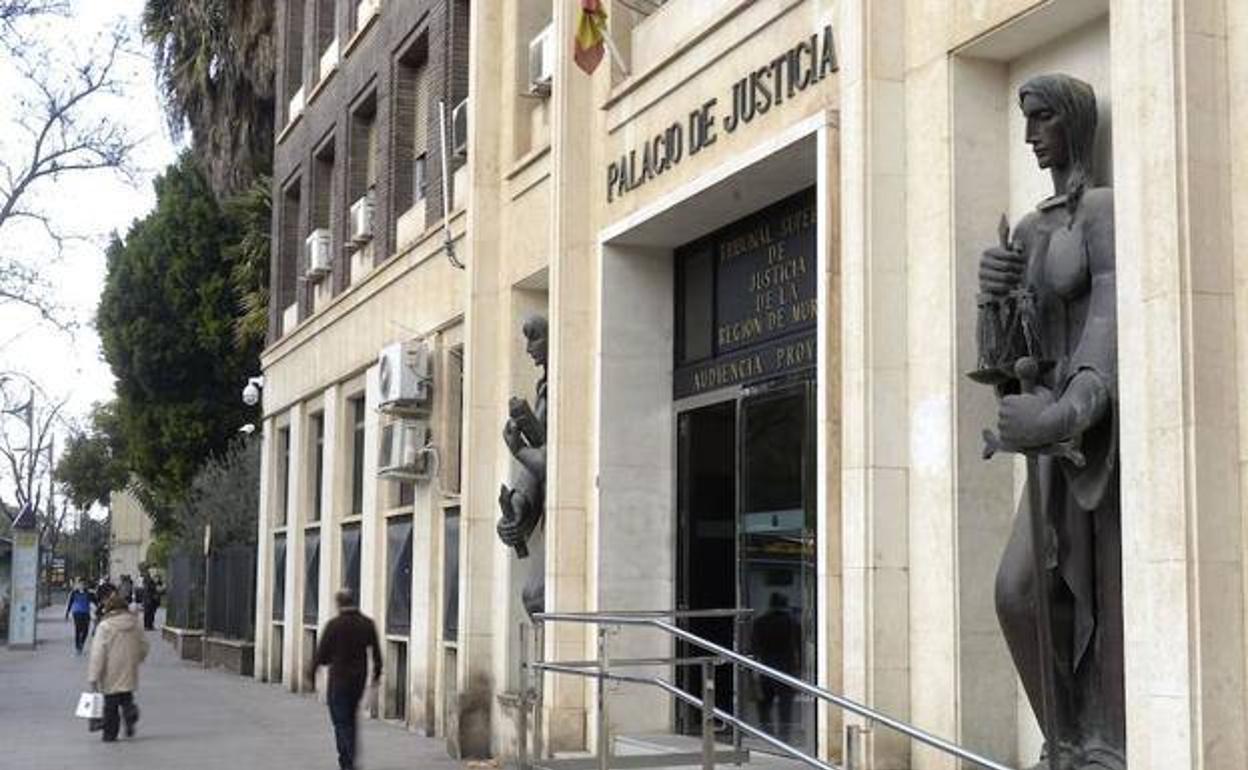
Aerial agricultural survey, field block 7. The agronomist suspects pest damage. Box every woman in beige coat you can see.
[88,594,149,742]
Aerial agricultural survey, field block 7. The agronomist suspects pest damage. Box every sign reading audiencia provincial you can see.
[674,188,816,398]
[607,25,837,203]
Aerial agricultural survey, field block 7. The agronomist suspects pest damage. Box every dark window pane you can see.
[351,398,366,515]
[304,530,320,624]
[398,481,415,507]
[442,507,460,641]
[341,523,361,600]
[385,516,413,635]
[273,535,287,621]
[312,414,325,521]
[279,428,292,526]
[677,247,715,364]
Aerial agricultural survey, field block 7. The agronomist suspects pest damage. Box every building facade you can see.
[256,1,1248,768]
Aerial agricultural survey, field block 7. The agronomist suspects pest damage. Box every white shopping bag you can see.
[75,692,103,720]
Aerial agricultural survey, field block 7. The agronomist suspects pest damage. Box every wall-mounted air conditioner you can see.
[378,418,433,481]
[319,39,339,82]
[356,0,380,33]
[288,85,306,122]
[349,193,375,245]
[451,98,468,160]
[377,340,432,414]
[528,23,554,97]
[305,229,331,278]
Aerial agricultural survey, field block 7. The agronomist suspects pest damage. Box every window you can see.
[278,426,292,526]
[284,0,306,122]
[442,507,460,641]
[394,33,430,223]
[445,346,464,492]
[273,534,287,620]
[315,0,338,71]
[341,523,361,599]
[310,413,325,521]
[350,397,366,516]
[311,138,335,263]
[347,91,378,268]
[304,529,320,624]
[385,515,413,635]
[279,178,302,332]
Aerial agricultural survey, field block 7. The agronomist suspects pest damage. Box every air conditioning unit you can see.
[451,98,469,159]
[377,340,433,413]
[288,85,305,121]
[319,38,339,82]
[356,0,380,32]
[378,418,433,480]
[528,24,554,96]
[305,229,331,278]
[349,193,375,245]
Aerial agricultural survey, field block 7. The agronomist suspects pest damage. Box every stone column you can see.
[315,383,342,699]
[543,0,599,754]
[282,400,306,692]
[1111,0,1248,767]
[457,0,505,757]
[253,418,274,681]
[838,0,911,766]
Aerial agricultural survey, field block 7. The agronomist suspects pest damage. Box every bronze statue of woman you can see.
[976,74,1124,770]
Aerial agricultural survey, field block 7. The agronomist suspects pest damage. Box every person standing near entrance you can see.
[65,579,95,654]
[88,593,149,742]
[751,593,801,741]
[308,589,383,770]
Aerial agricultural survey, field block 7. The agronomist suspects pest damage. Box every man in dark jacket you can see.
[307,590,382,770]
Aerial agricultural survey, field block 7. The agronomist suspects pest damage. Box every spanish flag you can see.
[574,0,608,75]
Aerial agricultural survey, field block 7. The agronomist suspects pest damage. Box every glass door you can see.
[675,400,738,734]
[673,381,816,752]
[738,382,816,753]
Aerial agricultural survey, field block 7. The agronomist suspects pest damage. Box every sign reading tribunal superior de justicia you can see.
[606,24,838,203]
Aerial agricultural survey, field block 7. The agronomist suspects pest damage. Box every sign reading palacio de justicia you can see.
[607,24,838,203]
[674,188,816,399]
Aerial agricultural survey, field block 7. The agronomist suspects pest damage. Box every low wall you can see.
[161,625,204,662]
[203,636,255,677]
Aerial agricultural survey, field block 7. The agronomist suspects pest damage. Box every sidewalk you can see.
[0,606,471,770]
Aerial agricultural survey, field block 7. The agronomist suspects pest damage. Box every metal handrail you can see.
[532,610,1015,770]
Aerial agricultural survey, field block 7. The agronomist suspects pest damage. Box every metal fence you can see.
[166,550,205,630]
[206,544,256,641]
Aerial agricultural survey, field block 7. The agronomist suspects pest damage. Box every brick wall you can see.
[269,0,468,345]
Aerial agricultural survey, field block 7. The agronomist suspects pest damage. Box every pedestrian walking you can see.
[307,590,382,770]
[93,578,116,634]
[87,593,149,743]
[65,579,95,655]
[118,574,134,606]
[140,574,163,631]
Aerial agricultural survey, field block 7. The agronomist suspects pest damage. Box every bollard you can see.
[701,660,716,770]
[597,625,612,770]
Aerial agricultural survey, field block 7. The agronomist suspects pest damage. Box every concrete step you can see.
[529,733,812,770]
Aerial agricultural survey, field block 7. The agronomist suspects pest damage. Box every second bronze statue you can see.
[496,314,548,617]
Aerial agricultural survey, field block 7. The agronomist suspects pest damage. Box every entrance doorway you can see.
[675,380,816,753]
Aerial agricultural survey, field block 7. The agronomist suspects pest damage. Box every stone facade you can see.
[255,1,1248,768]
[108,489,152,582]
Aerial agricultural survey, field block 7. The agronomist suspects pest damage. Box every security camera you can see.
[238,423,256,435]
[241,376,264,407]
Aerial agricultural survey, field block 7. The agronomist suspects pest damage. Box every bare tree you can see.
[0,2,139,325]
[0,375,70,557]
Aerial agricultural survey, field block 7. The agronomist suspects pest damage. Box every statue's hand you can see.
[980,245,1027,296]
[503,420,524,454]
[998,392,1068,448]
[497,514,527,547]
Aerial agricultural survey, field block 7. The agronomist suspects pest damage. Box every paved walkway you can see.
[0,605,471,770]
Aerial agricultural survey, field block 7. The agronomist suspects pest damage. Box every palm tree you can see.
[142,0,276,198]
